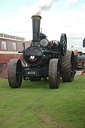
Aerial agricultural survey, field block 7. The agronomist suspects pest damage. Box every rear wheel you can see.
[8,59,22,88]
[49,59,60,89]
[61,51,75,82]
[60,33,67,56]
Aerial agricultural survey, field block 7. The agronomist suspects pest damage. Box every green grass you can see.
[0,76,85,128]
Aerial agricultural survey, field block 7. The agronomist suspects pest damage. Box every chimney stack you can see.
[31,15,42,44]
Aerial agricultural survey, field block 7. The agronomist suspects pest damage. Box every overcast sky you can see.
[0,0,85,40]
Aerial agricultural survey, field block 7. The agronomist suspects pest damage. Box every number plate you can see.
[78,62,82,65]
[25,69,40,76]
[27,71,36,75]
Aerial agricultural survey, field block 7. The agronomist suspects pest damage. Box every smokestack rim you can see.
[31,15,42,20]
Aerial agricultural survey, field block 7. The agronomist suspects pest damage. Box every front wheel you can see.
[8,59,22,88]
[49,59,60,89]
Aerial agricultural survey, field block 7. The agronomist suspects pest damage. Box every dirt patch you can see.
[34,106,68,128]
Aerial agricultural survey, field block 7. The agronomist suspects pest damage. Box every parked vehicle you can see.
[67,34,85,69]
[75,53,84,69]
[8,15,75,89]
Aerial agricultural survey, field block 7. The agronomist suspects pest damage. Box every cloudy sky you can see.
[0,0,85,40]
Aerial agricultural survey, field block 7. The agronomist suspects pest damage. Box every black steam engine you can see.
[8,15,75,89]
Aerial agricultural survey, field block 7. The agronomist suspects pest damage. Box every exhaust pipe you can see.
[31,15,42,44]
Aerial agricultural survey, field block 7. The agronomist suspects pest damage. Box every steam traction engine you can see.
[8,15,75,89]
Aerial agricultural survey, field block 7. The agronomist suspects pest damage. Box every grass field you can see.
[0,76,85,128]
